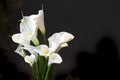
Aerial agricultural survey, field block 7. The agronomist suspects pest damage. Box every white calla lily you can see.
[12,33,30,57]
[20,16,39,45]
[34,44,63,65]
[12,33,30,46]
[34,45,50,57]
[38,10,46,34]
[24,54,35,66]
[30,10,45,34]
[48,53,63,65]
[48,31,74,52]
[15,45,26,57]
[30,10,46,34]
[20,16,37,39]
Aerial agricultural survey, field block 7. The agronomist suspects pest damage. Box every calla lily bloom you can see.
[20,16,39,45]
[12,33,30,46]
[48,53,62,65]
[15,45,26,57]
[24,54,35,66]
[48,31,74,53]
[17,10,45,45]
[34,45,50,57]
[34,44,63,65]
[30,10,46,35]
[12,14,39,46]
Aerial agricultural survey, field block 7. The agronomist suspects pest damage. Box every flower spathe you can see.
[12,33,30,46]
[15,45,26,57]
[34,44,63,65]
[20,16,37,40]
[29,10,46,35]
[34,45,50,57]
[20,15,39,45]
[24,54,35,66]
[48,31,74,53]
[33,10,45,34]
[48,53,62,65]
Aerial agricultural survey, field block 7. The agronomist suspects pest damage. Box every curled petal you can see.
[48,53,63,65]
[36,10,46,34]
[59,32,74,42]
[56,43,69,52]
[15,45,26,57]
[34,45,50,57]
[12,33,30,45]
[24,55,35,66]
[30,10,45,34]
[48,31,74,52]
[48,32,74,45]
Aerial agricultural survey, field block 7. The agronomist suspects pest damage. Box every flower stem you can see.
[43,33,47,44]
[45,65,51,80]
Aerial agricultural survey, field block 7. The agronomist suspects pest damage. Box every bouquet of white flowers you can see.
[11,8,74,80]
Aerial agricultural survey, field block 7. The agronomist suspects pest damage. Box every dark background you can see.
[0,0,120,80]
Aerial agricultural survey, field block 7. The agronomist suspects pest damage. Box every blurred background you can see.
[0,0,120,80]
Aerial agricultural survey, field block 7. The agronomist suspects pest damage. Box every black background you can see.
[0,0,120,80]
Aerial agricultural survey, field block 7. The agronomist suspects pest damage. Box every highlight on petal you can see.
[59,32,74,42]
[20,16,38,40]
[34,45,50,57]
[56,43,69,52]
[12,33,30,45]
[48,53,63,65]
[24,54,35,66]
[15,45,26,57]
[60,43,68,48]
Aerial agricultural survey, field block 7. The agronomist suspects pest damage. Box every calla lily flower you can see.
[15,45,26,57]
[24,54,35,66]
[30,10,46,35]
[12,33,30,46]
[34,45,50,57]
[18,10,45,45]
[12,14,39,46]
[48,53,62,65]
[48,31,74,53]
[34,44,62,65]
[20,16,39,45]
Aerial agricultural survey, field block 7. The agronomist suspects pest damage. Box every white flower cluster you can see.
[12,10,74,66]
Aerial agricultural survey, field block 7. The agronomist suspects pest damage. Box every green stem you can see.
[43,33,47,44]
[35,59,41,80]
[32,64,39,80]
[45,65,51,80]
